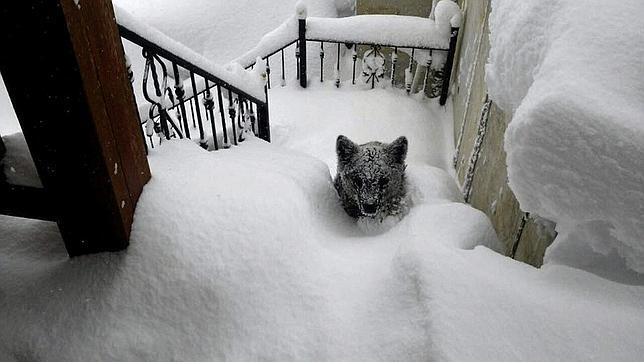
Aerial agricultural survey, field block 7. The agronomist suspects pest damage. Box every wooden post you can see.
[0,0,151,256]
[439,26,460,106]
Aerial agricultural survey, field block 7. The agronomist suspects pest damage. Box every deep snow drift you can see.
[2,84,644,361]
[486,0,644,277]
[0,85,492,360]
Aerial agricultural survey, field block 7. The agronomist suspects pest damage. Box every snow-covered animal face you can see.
[335,135,408,218]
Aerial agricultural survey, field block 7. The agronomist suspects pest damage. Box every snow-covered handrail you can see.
[233,0,462,105]
[114,6,271,149]
[306,15,453,50]
[234,17,300,70]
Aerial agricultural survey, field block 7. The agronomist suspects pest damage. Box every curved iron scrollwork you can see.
[141,49,183,146]
[361,45,385,89]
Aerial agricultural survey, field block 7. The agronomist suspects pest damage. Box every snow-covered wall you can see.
[487,0,644,274]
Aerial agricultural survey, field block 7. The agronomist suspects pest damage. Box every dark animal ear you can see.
[388,136,408,164]
[336,135,359,165]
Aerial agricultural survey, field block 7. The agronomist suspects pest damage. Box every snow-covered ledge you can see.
[487,0,644,274]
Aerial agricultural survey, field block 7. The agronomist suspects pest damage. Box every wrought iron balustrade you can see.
[117,3,460,154]
[237,9,461,106]
[118,22,270,152]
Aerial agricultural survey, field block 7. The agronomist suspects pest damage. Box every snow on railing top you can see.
[233,17,299,69]
[232,0,462,69]
[306,15,452,49]
[114,5,267,102]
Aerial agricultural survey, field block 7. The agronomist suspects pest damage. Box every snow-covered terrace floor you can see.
[1,84,644,361]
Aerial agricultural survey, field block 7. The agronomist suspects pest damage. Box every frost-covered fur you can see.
[334,135,409,221]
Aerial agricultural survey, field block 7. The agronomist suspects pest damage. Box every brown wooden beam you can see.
[0,0,150,256]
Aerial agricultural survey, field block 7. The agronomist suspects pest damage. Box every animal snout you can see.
[362,202,378,215]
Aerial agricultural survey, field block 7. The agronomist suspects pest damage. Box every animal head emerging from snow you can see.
[334,135,409,220]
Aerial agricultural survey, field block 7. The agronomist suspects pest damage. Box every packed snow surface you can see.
[486,0,644,275]
[2,83,644,360]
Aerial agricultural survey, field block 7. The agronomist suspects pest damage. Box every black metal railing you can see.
[118,6,460,154]
[239,13,460,105]
[118,25,270,152]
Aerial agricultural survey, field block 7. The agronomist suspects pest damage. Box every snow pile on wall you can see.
[395,232,644,361]
[486,0,644,275]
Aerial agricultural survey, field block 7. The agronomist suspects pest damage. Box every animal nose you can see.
[362,203,378,215]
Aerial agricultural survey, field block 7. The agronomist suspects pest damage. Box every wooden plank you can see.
[60,0,151,228]
[0,0,150,256]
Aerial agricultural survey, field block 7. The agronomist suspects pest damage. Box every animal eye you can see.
[379,178,389,188]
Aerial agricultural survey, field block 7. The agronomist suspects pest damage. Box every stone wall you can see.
[357,0,433,16]
[450,0,555,266]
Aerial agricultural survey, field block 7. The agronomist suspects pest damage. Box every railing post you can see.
[257,87,271,142]
[439,26,459,105]
[297,4,308,88]
[172,63,190,139]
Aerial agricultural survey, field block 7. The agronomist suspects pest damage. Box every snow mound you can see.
[0,138,489,361]
[3,81,644,361]
[486,0,644,274]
